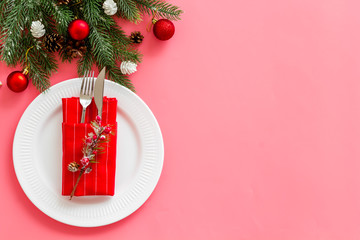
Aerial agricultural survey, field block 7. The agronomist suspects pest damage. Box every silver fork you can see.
[80,70,95,123]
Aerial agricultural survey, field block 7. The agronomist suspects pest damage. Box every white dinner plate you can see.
[13,78,164,227]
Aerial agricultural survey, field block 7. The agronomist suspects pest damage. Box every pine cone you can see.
[120,61,137,75]
[44,33,64,52]
[63,39,87,59]
[103,0,118,16]
[57,0,71,5]
[129,31,144,44]
[30,21,46,38]
[67,162,80,172]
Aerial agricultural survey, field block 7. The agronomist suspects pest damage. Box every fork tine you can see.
[86,72,91,95]
[88,70,92,95]
[91,71,95,95]
[81,70,88,94]
[79,70,93,123]
[85,70,90,94]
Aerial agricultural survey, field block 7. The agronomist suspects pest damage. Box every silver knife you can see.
[94,67,106,117]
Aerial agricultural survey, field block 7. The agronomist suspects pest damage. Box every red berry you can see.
[80,157,89,166]
[104,127,111,134]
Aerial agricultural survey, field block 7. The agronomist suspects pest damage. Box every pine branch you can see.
[22,37,57,92]
[0,0,182,92]
[77,46,94,76]
[109,25,142,63]
[107,65,135,91]
[109,23,132,47]
[41,0,74,35]
[89,24,139,90]
[0,1,28,66]
[0,0,12,57]
[115,47,141,63]
[135,0,183,20]
[82,0,103,26]
[82,0,140,90]
[83,0,115,66]
[89,26,115,66]
[0,0,11,29]
[115,0,141,22]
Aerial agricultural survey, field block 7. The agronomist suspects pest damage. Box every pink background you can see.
[1,0,360,239]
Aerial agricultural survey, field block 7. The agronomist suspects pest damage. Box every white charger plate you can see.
[13,78,164,227]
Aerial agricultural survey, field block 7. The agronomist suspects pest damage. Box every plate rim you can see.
[13,78,164,227]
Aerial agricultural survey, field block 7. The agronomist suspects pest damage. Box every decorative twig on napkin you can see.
[68,116,112,200]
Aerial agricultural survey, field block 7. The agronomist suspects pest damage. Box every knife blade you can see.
[94,67,106,117]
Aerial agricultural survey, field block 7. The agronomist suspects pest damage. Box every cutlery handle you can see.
[80,108,86,123]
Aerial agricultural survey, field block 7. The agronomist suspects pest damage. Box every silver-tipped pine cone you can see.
[120,61,137,75]
[30,20,45,38]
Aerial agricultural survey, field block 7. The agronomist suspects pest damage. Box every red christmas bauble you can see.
[7,70,29,92]
[68,19,90,40]
[153,19,175,41]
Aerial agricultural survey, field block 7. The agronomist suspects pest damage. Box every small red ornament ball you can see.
[68,19,90,40]
[153,19,175,41]
[7,71,29,92]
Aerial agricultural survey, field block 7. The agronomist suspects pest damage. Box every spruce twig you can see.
[115,0,141,22]
[135,0,183,20]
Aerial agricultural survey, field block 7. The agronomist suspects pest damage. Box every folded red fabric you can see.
[62,97,117,196]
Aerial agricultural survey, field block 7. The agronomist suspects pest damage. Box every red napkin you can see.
[62,97,117,196]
